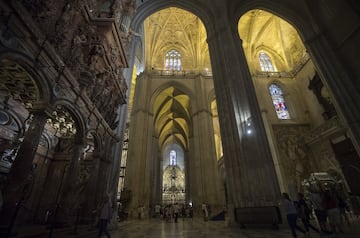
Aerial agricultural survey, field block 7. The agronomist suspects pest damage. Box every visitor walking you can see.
[282,193,306,238]
[297,192,320,235]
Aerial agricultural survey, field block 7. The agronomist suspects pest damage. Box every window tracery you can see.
[165,49,181,71]
[259,52,275,72]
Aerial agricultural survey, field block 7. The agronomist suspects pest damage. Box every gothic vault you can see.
[0,0,360,234]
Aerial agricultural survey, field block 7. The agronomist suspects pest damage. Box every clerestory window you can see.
[165,49,181,71]
[259,52,275,72]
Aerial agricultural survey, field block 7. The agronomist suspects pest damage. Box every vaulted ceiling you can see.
[143,8,306,151]
[144,8,207,151]
[144,7,211,71]
[238,10,306,73]
[153,86,190,150]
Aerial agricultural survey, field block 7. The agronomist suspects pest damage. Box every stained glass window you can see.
[269,84,291,119]
[165,49,181,71]
[259,52,275,72]
[170,150,176,165]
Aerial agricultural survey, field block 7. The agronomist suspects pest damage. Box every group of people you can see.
[153,203,194,222]
[282,184,351,238]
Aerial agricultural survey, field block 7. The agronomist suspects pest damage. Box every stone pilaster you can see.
[81,151,101,219]
[0,102,51,225]
[95,153,111,205]
[57,139,84,223]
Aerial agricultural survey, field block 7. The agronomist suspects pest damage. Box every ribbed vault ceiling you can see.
[238,10,306,72]
[153,87,190,150]
[144,7,210,71]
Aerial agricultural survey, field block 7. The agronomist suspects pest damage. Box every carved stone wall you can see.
[18,0,131,128]
[272,124,312,195]
[0,0,135,225]
[272,117,348,197]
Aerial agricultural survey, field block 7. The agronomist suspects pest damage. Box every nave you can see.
[110,217,360,238]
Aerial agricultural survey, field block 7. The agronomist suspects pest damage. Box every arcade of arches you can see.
[0,0,360,233]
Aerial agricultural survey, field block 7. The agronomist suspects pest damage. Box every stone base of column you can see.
[234,206,281,229]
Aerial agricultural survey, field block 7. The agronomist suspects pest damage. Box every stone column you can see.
[124,73,154,218]
[95,152,111,206]
[57,139,84,222]
[206,19,280,210]
[0,102,51,225]
[184,149,190,204]
[150,142,161,208]
[261,110,286,192]
[109,105,127,204]
[304,34,360,154]
[82,151,101,217]
[189,76,225,214]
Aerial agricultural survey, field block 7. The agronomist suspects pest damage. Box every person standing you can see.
[297,192,320,234]
[282,193,306,238]
[98,196,112,238]
[323,189,343,233]
[155,204,161,218]
[173,203,179,223]
[138,205,145,220]
[201,203,208,221]
[308,189,329,234]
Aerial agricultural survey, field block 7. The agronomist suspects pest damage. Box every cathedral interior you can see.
[0,0,360,237]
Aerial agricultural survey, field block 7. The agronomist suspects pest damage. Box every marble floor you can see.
[108,217,360,238]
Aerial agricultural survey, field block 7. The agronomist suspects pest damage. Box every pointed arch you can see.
[234,0,316,41]
[0,50,51,103]
[52,99,87,140]
[132,0,215,37]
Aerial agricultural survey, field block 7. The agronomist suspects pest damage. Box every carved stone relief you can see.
[273,124,312,192]
[0,59,39,109]
[70,162,93,208]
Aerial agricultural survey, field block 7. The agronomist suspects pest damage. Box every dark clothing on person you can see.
[282,195,305,238]
[287,213,306,238]
[297,198,320,233]
[97,199,112,238]
[98,219,111,238]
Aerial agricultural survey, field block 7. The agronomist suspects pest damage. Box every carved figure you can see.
[88,44,105,72]
[69,34,87,68]
[285,137,308,190]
